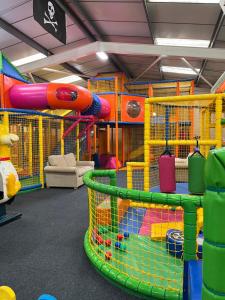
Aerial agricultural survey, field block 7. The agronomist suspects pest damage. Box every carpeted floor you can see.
[0,186,138,300]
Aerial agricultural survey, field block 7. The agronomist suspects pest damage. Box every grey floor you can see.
[0,186,139,300]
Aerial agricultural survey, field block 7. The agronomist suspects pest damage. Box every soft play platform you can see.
[151,182,189,194]
[119,207,183,236]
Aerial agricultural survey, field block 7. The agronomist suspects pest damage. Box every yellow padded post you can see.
[200,108,205,155]
[205,109,210,156]
[60,119,64,155]
[127,165,132,189]
[215,95,222,148]
[28,121,33,176]
[38,116,44,188]
[148,140,216,146]
[144,101,150,191]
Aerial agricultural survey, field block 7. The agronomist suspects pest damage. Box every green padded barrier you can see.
[83,170,203,299]
[203,147,225,299]
[83,170,203,207]
[188,153,206,194]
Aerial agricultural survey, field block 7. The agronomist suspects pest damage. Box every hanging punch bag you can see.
[188,137,206,194]
[159,141,176,193]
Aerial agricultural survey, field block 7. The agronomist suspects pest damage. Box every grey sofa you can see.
[44,153,94,189]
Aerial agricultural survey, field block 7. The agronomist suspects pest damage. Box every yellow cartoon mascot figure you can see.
[0,123,21,225]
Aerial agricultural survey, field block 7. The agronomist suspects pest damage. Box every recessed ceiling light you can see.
[12,53,47,67]
[155,38,210,48]
[96,51,109,61]
[148,0,219,3]
[51,75,82,83]
[161,66,200,75]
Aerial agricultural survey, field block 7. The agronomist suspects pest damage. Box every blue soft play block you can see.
[119,207,146,234]
[188,260,202,300]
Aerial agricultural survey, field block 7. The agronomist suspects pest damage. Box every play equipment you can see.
[188,137,206,194]
[151,222,183,241]
[96,197,130,225]
[166,229,203,259]
[127,93,223,193]
[0,120,21,225]
[84,169,199,299]
[9,83,110,118]
[166,229,184,258]
[202,148,225,299]
[159,143,176,193]
[84,147,225,299]
[0,286,16,300]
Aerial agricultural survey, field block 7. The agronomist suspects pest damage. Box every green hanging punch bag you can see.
[188,137,206,194]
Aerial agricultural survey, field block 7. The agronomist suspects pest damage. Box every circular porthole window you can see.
[126,100,141,118]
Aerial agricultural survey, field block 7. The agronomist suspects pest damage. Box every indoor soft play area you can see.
[0,51,225,300]
[1,1,225,300]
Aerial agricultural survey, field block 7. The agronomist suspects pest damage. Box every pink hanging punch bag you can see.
[158,145,176,193]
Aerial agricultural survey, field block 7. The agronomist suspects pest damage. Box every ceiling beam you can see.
[196,10,225,86]
[55,0,133,78]
[181,58,212,87]
[142,0,164,80]
[18,42,225,74]
[29,74,48,83]
[0,17,87,79]
[99,42,225,60]
[19,42,99,73]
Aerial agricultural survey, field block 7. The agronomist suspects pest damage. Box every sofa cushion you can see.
[64,153,76,167]
[48,155,67,167]
[175,158,188,168]
[77,166,93,177]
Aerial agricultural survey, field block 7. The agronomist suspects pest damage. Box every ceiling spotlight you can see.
[96,52,109,61]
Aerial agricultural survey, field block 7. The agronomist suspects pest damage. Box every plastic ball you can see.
[105,251,112,260]
[120,244,127,252]
[96,235,103,245]
[115,242,121,249]
[0,286,16,300]
[105,239,112,247]
[124,232,129,239]
[38,295,57,300]
[117,234,123,241]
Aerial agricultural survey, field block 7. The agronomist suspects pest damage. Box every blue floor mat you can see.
[119,207,146,234]
[151,182,189,194]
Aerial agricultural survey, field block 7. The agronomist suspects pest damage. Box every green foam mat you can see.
[92,231,183,292]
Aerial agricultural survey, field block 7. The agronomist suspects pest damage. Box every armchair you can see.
[44,153,94,189]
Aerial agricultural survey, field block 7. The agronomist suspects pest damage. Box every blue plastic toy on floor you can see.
[38,295,57,300]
